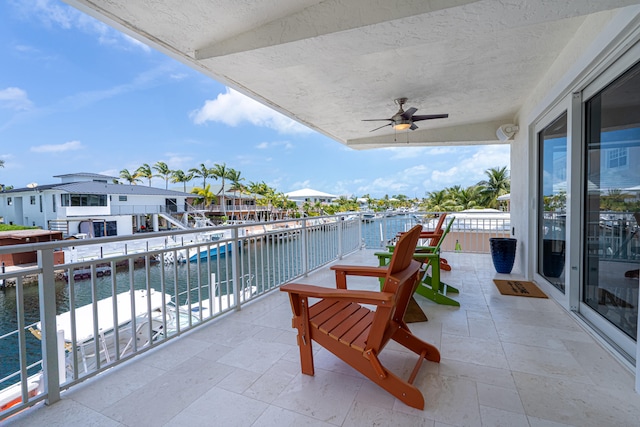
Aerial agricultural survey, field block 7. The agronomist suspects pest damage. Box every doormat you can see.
[493,279,548,298]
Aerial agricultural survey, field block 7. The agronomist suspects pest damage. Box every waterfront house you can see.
[0,173,192,237]
[184,183,271,222]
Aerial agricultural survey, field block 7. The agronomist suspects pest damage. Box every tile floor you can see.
[6,251,640,426]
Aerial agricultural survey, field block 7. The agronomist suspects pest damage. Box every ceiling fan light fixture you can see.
[363,98,448,132]
[393,121,411,131]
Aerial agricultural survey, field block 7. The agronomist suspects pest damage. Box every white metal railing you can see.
[586,211,639,261]
[0,210,512,419]
[0,214,361,418]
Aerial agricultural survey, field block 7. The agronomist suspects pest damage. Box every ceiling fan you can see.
[363,98,448,132]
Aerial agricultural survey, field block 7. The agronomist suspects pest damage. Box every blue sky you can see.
[0,0,509,199]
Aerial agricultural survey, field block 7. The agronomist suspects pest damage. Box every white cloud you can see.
[98,168,120,178]
[423,145,510,190]
[291,180,312,190]
[13,0,149,52]
[191,88,312,135]
[256,140,294,150]
[400,164,430,179]
[470,144,511,170]
[381,147,429,160]
[0,87,33,111]
[430,167,461,184]
[161,154,194,169]
[30,140,83,153]
[357,177,409,196]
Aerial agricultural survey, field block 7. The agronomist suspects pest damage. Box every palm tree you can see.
[0,160,4,168]
[227,168,246,208]
[120,168,142,185]
[190,184,216,208]
[153,161,172,189]
[248,181,273,220]
[423,189,451,212]
[477,166,510,208]
[189,163,211,188]
[136,163,153,186]
[454,186,482,210]
[210,163,229,215]
[171,169,193,193]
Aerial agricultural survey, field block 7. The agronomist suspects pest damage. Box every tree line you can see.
[0,158,512,214]
[119,162,511,215]
[119,162,296,213]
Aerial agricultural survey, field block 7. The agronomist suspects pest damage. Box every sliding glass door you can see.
[538,112,568,293]
[582,60,640,352]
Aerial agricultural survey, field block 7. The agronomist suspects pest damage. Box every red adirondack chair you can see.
[280,225,440,409]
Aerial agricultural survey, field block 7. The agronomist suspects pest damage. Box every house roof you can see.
[2,182,191,197]
[285,188,338,199]
[0,230,63,240]
[64,1,638,150]
[53,172,119,180]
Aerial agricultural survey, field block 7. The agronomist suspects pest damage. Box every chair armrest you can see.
[410,252,439,262]
[415,245,437,253]
[419,231,442,238]
[280,283,395,306]
[330,265,388,288]
[376,251,438,261]
[330,264,387,277]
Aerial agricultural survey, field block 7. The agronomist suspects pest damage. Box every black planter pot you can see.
[543,239,565,278]
[489,237,517,274]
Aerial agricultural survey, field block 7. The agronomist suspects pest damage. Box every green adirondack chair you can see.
[376,217,459,306]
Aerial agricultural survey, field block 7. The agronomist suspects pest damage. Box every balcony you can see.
[2,214,640,425]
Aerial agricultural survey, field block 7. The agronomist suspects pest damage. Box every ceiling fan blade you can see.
[369,123,392,132]
[401,107,418,119]
[411,113,449,121]
[410,123,418,130]
[362,118,393,122]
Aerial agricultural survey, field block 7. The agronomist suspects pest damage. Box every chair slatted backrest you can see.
[430,216,455,252]
[426,213,447,245]
[368,225,422,351]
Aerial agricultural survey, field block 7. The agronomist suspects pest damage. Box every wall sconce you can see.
[496,124,519,141]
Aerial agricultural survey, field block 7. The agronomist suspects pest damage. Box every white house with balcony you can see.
[0,173,192,237]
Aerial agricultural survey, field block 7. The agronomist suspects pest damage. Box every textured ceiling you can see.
[64,0,637,149]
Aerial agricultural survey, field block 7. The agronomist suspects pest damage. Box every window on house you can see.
[7,197,12,206]
[30,195,36,205]
[61,193,107,207]
[119,195,127,201]
[52,194,56,212]
[606,147,628,169]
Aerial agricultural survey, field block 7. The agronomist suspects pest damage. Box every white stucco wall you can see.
[510,7,640,281]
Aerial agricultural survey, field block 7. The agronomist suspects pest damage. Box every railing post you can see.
[37,247,61,404]
[358,214,364,249]
[338,218,343,259]
[231,227,241,310]
[301,218,309,275]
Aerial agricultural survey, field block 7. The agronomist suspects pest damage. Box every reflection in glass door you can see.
[584,61,640,341]
[538,112,567,293]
